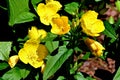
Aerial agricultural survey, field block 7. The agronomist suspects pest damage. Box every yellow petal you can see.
[80,10,105,37]
[8,55,19,68]
[37,1,62,25]
[84,38,105,57]
[18,48,29,64]
[51,16,70,35]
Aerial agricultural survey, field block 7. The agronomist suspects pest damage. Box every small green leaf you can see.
[103,21,117,43]
[108,16,114,24]
[2,66,30,80]
[8,0,36,26]
[115,0,120,12]
[0,42,12,61]
[57,76,66,80]
[43,46,73,80]
[45,41,59,53]
[82,52,90,60]
[74,72,86,80]
[113,67,120,80]
[64,2,79,15]
[0,62,9,70]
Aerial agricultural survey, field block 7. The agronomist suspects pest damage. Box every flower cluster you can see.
[8,0,105,71]
[37,0,70,35]
[79,10,105,57]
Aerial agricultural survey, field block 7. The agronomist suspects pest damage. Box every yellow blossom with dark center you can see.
[51,16,70,35]
[80,10,105,36]
[84,38,105,57]
[37,1,62,25]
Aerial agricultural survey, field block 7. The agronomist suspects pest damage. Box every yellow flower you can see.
[28,26,47,42]
[51,16,70,35]
[8,55,19,68]
[80,10,105,36]
[84,38,105,57]
[18,40,48,68]
[37,1,62,25]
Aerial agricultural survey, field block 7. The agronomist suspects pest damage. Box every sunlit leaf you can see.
[45,41,59,53]
[43,46,73,80]
[0,42,12,61]
[8,0,36,26]
[64,2,79,15]
[113,67,120,80]
[2,66,30,80]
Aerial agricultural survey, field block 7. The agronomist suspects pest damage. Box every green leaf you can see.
[57,76,66,80]
[64,2,79,15]
[42,32,58,42]
[0,62,9,70]
[2,66,30,80]
[74,72,86,80]
[31,0,42,11]
[113,67,120,80]
[82,52,90,60]
[114,18,120,31]
[0,42,12,61]
[115,0,120,12]
[8,0,36,26]
[2,67,21,80]
[43,46,73,80]
[103,21,117,43]
[45,41,59,53]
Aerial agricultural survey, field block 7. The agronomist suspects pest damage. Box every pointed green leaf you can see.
[8,0,36,26]
[113,67,120,80]
[45,41,59,53]
[43,46,73,80]
[0,62,9,70]
[0,42,12,61]
[64,2,79,15]
[103,21,117,43]
[2,66,30,80]
[2,67,21,80]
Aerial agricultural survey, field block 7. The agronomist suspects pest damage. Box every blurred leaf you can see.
[2,66,30,80]
[115,0,120,12]
[31,0,42,11]
[82,52,90,60]
[45,41,59,53]
[57,76,66,80]
[108,16,114,24]
[43,46,73,80]
[74,72,86,80]
[8,0,36,26]
[114,18,120,31]
[113,67,120,80]
[0,42,12,61]
[35,73,39,80]
[95,0,102,2]
[0,62,9,70]
[64,2,79,15]
[103,21,117,43]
